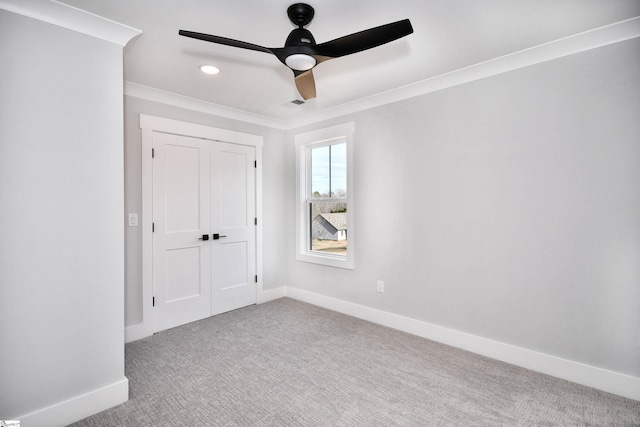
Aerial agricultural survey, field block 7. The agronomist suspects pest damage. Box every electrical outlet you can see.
[377,280,384,293]
[128,213,138,227]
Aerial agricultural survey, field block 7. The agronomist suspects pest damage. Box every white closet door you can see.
[211,142,256,315]
[152,133,212,333]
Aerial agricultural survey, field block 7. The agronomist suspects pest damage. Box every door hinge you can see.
[254,218,257,225]
[152,148,155,158]
[254,160,257,168]
[152,222,155,232]
[255,275,258,283]
[152,297,155,307]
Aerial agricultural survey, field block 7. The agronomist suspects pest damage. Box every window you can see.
[295,122,354,269]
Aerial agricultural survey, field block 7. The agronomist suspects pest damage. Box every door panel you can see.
[220,241,248,289]
[165,247,202,302]
[211,143,256,315]
[152,133,211,333]
[219,151,248,228]
[164,144,203,232]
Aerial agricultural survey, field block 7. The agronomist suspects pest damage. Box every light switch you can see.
[128,213,138,227]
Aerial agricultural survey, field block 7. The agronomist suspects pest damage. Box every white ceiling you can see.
[58,0,640,123]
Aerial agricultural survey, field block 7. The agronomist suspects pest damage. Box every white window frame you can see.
[295,122,355,269]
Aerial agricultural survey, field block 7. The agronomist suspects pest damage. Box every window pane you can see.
[310,142,347,198]
[330,142,347,198]
[311,145,329,198]
[309,201,347,255]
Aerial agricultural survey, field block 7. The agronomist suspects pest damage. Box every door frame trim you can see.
[137,114,263,340]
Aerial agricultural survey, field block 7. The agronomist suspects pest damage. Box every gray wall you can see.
[123,97,288,326]
[284,38,640,377]
[0,10,127,417]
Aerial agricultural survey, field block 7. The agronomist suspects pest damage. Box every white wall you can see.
[117,21,639,399]
[284,38,640,378]
[123,96,288,327]
[0,9,130,424]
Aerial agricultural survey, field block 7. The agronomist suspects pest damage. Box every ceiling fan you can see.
[179,3,413,100]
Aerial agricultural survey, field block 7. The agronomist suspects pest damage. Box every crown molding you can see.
[125,16,637,130]
[286,16,640,129]
[0,0,141,47]
[124,82,288,130]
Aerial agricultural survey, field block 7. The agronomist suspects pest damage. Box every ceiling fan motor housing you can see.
[286,28,316,47]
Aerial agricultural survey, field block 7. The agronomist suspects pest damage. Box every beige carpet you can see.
[71,298,640,426]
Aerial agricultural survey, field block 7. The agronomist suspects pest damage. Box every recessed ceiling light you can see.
[200,65,220,75]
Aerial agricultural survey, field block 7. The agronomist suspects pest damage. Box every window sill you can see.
[296,251,354,270]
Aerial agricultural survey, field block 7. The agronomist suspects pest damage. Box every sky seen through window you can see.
[311,142,346,197]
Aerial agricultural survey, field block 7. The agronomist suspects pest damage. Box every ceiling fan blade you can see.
[313,19,413,59]
[294,69,316,100]
[179,30,273,55]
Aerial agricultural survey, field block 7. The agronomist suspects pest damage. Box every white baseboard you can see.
[18,377,129,427]
[285,287,640,402]
[125,322,153,343]
[257,285,286,304]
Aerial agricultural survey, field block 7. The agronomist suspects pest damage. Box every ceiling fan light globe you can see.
[285,54,316,71]
[199,65,220,75]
